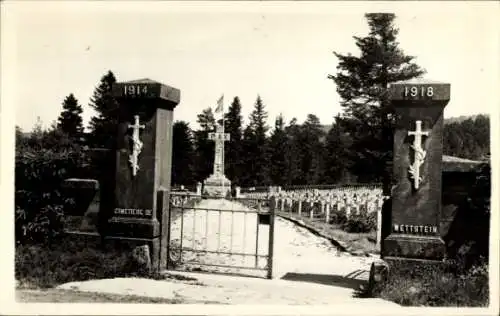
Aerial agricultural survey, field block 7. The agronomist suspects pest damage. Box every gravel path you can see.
[169,199,272,276]
[169,198,375,280]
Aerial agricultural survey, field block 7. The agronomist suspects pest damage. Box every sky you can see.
[2,1,500,132]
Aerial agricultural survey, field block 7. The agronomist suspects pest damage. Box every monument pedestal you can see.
[383,235,445,261]
[382,79,450,262]
[203,173,231,197]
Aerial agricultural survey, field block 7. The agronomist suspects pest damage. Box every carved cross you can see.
[408,120,430,189]
[128,115,145,177]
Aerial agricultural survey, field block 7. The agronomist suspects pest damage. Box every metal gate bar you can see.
[180,247,268,258]
[187,262,268,271]
[167,193,275,278]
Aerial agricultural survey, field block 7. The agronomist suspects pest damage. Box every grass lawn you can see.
[16,289,189,303]
[16,288,224,304]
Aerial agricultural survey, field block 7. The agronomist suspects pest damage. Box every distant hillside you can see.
[444,114,489,125]
[317,114,489,161]
[320,125,332,134]
[318,114,488,132]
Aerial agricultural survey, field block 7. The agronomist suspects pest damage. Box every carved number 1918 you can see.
[404,86,434,98]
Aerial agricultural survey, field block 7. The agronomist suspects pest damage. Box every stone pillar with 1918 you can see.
[383,78,450,261]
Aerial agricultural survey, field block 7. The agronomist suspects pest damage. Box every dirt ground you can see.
[19,199,396,306]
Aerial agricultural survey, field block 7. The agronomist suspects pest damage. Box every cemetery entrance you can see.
[166,193,276,279]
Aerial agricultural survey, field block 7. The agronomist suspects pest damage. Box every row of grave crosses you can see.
[245,188,387,213]
[270,192,385,217]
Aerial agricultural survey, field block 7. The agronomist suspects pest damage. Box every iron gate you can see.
[166,193,275,279]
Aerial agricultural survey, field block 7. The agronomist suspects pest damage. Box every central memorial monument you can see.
[203,97,231,197]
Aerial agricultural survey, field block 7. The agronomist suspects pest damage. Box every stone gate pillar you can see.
[106,78,180,271]
[383,78,450,261]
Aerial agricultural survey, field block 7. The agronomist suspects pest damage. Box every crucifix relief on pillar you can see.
[408,120,430,190]
[128,115,145,177]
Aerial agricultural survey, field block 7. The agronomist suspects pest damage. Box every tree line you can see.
[16,13,490,190]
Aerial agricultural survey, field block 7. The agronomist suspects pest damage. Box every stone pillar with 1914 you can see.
[383,78,450,261]
[107,78,180,271]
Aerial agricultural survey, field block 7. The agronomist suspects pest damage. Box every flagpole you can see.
[221,95,225,198]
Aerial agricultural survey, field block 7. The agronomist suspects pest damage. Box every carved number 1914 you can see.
[404,86,434,98]
[124,85,148,96]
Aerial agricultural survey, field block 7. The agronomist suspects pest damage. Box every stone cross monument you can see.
[107,78,180,271]
[204,122,231,197]
[382,78,450,262]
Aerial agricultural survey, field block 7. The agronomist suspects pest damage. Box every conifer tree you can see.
[328,13,425,191]
[88,71,118,148]
[172,121,195,186]
[324,115,354,183]
[269,114,288,186]
[56,93,84,139]
[240,125,256,187]
[283,118,303,185]
[243,95,270,186]
[224,97,244,185]
[193,108,216,182]
[299,114,326,184]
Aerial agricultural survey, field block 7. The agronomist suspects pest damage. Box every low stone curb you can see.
[277,213,373,257]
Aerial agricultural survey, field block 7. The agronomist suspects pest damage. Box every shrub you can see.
[443,162,491,266]
[342,211,377,233]
[373,259,489,306]
[329,209,348,225]
[466,163,491,260]
[15,143,90,245]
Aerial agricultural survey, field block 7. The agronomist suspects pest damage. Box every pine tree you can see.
[269,114,288,185]
[299,114,326,184]
[172,121,195,186]
[224,97,244,185]
[324,115,354,184]
[283,118,303,185]
[57,93,84,139]
[243,95,270,186]
[240,125,256,187]
[193,108,216,182]
[328,13,425,191]
[88,71,118,148]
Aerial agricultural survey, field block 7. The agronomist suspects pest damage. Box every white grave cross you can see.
[408,120,430,189]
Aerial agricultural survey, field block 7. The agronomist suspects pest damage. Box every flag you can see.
[215,94,224,114]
